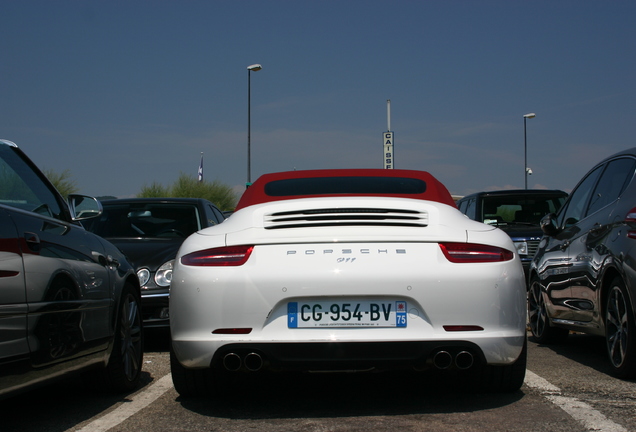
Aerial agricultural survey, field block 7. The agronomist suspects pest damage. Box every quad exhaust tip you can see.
[222,353,242,371]
[432,350,474,370]
[244,352,264,371]
[222,352,264,372]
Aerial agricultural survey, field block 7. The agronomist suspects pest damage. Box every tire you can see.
[605,277,636,379]
[102,282,144,392]
[528,276,569,344]
[477,337,527,393]
[170,346,219,397]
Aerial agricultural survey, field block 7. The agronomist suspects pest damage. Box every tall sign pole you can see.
[384,99,394,169]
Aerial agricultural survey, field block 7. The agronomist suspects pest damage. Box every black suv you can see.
[0,139,143,400]
[529,148,636,378]
[457,189,568,277]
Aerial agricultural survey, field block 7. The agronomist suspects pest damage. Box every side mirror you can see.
[540,213,560,236]
[68,194,103,221]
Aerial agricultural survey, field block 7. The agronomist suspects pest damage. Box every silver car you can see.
[0,139,143,399]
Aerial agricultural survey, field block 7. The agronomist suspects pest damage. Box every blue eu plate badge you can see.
[288,302,299,328]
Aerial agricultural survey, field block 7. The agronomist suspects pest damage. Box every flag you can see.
[198,153,203,182]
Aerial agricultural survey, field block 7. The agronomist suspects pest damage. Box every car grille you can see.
[528,239,540,257]
[264,208,429,230]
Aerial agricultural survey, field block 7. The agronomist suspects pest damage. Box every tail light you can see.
[626,207,636,239]
[181,245,254,266]
[439,242,514,263]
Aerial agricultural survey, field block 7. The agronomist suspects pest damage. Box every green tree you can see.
[42,168,79,198]
[138,181,170,198]
[138,173,238,211]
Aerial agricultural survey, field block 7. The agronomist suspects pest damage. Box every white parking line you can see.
[74,370,628,432]
[74,374,173,432]
[524,370,629,432]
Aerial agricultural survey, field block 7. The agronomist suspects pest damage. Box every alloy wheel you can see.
[528,280,547,338]
[119,292,143,382]
[606,284,629,369]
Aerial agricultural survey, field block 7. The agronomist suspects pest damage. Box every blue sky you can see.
[2,1,635,200]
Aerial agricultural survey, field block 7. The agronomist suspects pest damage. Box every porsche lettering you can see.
[286,249,406,255]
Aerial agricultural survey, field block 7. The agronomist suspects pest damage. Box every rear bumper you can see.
[172,333,526,372]
[211,340,486,372]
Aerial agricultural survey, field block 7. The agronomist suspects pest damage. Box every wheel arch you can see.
[599,264,634,328]
[45,271,81,300]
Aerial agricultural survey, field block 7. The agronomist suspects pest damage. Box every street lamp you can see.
[247,64,262,187]
[523,113,536,189]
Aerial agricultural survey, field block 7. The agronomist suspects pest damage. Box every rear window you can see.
[235,169,456,210]
[264,176,427,197]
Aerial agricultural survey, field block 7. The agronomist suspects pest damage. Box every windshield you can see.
[83,203,202,238]
[481,194,567,226]
[0,143,63,219]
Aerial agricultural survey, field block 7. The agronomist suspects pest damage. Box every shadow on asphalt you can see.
[144,327,172,352]
[177,369,526,419]
[531,333,617,376]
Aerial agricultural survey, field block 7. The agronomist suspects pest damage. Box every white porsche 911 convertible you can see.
[169,169,527,396]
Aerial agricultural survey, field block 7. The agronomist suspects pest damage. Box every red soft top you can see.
[235,169,456,211]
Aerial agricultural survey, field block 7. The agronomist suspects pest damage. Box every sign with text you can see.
[384,131,394,169]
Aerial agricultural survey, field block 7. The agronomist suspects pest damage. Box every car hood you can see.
[495,223,543,239]
[105,238,183,269]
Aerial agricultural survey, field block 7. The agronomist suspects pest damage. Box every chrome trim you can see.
[140,293,170,299]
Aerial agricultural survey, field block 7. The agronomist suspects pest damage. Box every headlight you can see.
[514,241,528,256]
[155,260,174,287]
[137,268,150,287]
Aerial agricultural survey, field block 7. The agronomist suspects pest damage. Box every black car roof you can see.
[100,197,211,205]
[459,189,568,200]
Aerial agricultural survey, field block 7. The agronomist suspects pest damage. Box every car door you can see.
[13,208,113,366]
[0,207,28,363]
[563,157,636,324]
[534,165,604,322]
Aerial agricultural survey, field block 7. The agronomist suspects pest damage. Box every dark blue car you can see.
[83,198,226,328]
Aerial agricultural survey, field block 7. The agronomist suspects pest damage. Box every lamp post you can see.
[247,64,262,187]
[523,113,536,189]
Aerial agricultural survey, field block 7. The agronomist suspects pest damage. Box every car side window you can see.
[205,204,225,225]
[464,198,476,220]
[457,199,467,213]
[559,165,603,228]
[586,158,636,216]
[213,206,225,223]
[0,145,63,220]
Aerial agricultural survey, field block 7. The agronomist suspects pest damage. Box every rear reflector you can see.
[181,245,254,266]
[443,325,484,332]
[439,242,513,263]
[626,207,636,222]
[626,207,636,238]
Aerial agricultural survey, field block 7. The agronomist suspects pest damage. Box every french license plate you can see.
[287,300,407,328]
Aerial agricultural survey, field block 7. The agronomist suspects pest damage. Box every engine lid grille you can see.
[264,208,429,230]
